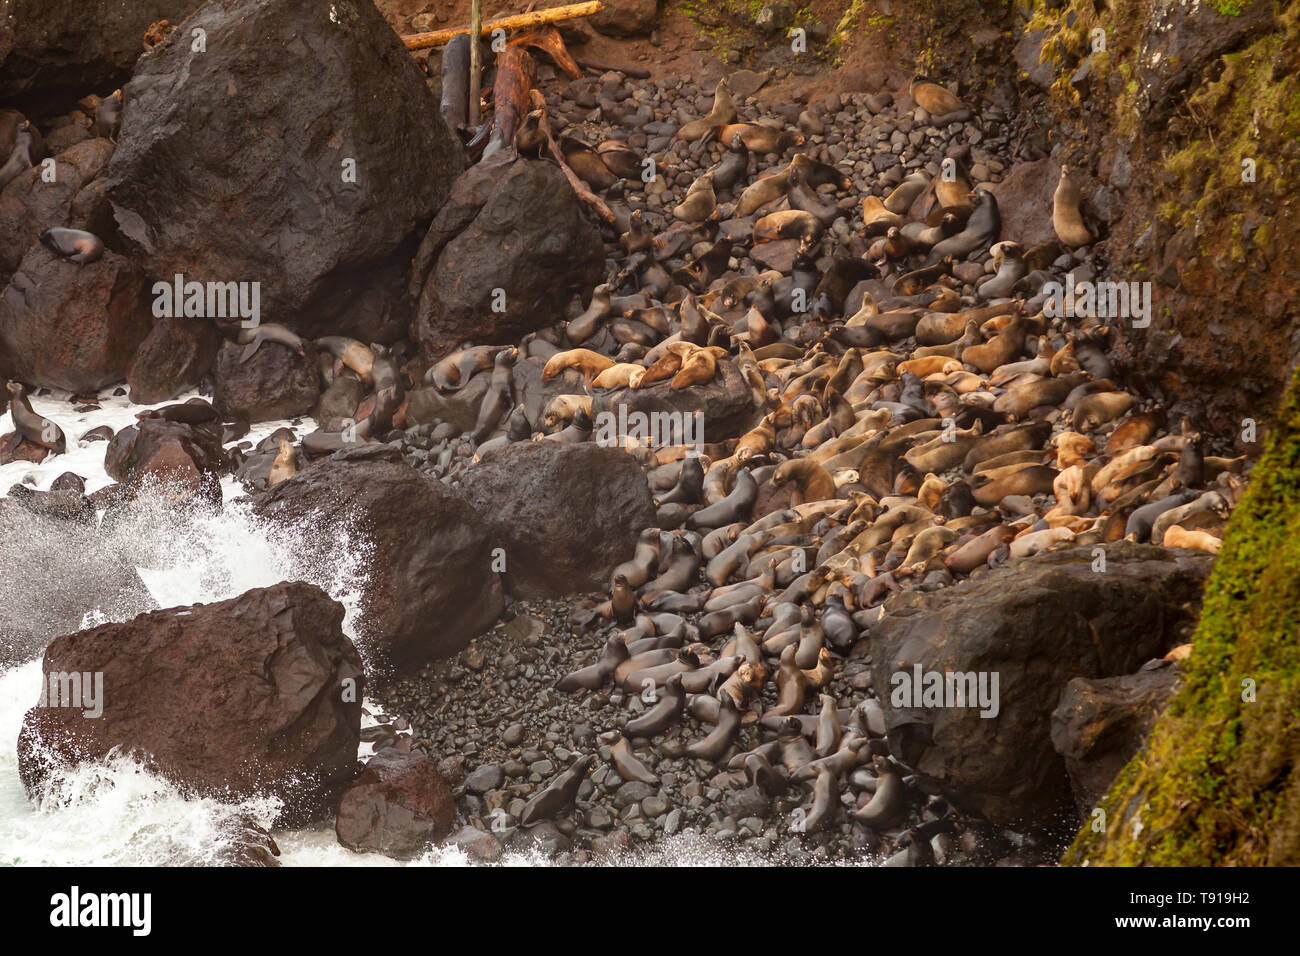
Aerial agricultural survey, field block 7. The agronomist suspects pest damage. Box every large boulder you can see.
[1051,663,1180,818]
[869,543,1212,829]
[0,137,116,282]
[211,339,320,424]
[335,747,455,859]
[127,316,222,404]
[458,441,656,598]
[0,1,201,111]
[17,582,363,823]
[987,157,1057,250]
[102,0,464,344]
[104,416,226,493]
[591,358,761,443]
[590,0,661,38]
[0,244,151,393]
[410,157,604,359]
[254,444,503,671]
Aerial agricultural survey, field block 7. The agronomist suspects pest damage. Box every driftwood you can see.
[508,26,583,80]
[403,2,604,50]
[489,45,537,153]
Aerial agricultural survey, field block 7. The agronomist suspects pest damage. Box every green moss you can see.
[1065,363,1300,866]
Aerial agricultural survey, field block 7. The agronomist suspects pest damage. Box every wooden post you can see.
[467,0,483,124]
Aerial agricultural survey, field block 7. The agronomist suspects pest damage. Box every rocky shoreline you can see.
[0,0,1264,866]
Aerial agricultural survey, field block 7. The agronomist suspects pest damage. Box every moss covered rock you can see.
[1066,364,1300,865]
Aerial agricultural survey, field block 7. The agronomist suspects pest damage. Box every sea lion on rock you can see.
[1053,165,1093,248]
[519,754,597,826]
[39,228,104,265]
[5,383,66,454]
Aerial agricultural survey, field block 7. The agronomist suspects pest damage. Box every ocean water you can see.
[0,389,875,866]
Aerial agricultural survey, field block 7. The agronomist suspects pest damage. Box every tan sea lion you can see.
[1053,165,1093,247]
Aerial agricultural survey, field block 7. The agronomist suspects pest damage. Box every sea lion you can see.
[267,438,297,486]
[518,754,597,826]
[5,383,66,453]
[1053,165,1093,248]
[316,336,375,380]
[801,765,839,834]
[754,209,823,251]
[611,735,659,785]
[925,188,1000,265]
[0,121,35,190]
[884,170,930,215]
[557,634,629,692]
[674,172,716,222]
[542,348,616,383]
[685,694,742,762]
[94,89,123,140]
[853,755,907,829]
[624,672,687,737]
[39,228,104,264]
[1162,525,1222,554]
[861,195,904,235]
[1072,391,1134,432]
[676,78,737,142]
[909,76,965,118]
[236,322,306,362]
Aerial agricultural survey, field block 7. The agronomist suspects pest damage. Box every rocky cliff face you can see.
[900,0,1299,447]
[1065,359,1300,865]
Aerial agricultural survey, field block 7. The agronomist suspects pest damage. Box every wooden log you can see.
[403,2,604,51]
[488,45,537,155]
[507,26,583,81]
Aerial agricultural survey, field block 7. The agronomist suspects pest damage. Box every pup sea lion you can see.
[39,228,104,264]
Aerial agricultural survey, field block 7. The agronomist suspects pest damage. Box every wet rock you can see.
[445,824,502,862]
[411,158,603,359]
[254,444,504,671]
[458,441,655,599]
[870,543,1212,828]
[336,747,456,859]
[0,244,150,393]
[102,0,463,343]
[1051,663,1180,818]
[0,137,115,282]
[127,317,222,404]
[103,416,226,493]
[211,340,320,424]
[1133,0,1275,127]
[17,582,362,824]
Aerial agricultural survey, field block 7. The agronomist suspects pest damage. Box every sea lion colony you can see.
[366,70,1242,863]
[0,55,1244,864]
